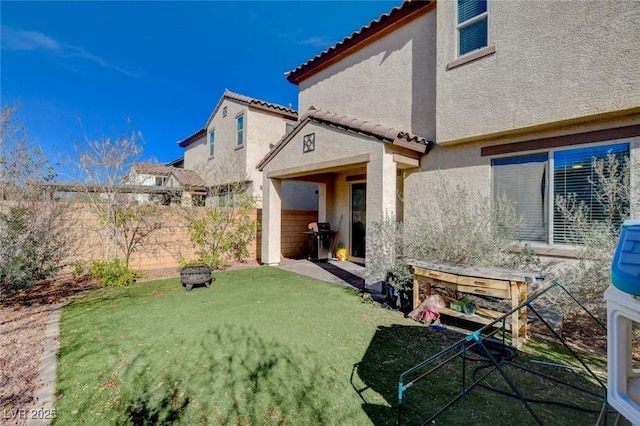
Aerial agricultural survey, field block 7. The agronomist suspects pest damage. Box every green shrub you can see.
[554,153,634,311]
[0,106,72,296]
[88,259,140,287]
[403,179,538,269]
[184,186,259,269]
[71,261,87,278]
[0,204,67,295]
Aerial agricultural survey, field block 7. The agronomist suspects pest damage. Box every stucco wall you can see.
[263,123,382,177]
[436,0,640,143]
[262,121,402,263]
[245,107,293,201]
[405,128,640,256]
[298,10,436,140]
[184,98,248,187]
[184,100,315,209]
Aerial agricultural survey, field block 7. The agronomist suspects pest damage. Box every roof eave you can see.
[177,128,206,148]
[286,0,435,85]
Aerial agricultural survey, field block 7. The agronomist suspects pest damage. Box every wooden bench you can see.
[407,259,538,348]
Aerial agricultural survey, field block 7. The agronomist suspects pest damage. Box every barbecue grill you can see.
[302,222,336,262]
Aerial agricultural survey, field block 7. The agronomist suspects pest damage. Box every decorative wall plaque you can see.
[303,133,315,153]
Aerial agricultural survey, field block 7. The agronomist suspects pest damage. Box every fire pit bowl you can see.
[178,262,215,291]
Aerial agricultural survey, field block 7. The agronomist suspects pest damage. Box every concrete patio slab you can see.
[275,258,365,290]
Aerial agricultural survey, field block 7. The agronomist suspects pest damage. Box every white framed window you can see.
[208,130,215,157]
[492,142,630,245]
[456,0,488,57]
[236,114,244,146]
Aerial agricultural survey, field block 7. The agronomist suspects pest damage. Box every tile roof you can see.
[205,89,298,129]
[177,128,206,148]
[286,0,434,84]
[131,163,174,176]
[306,108,431,146]
[131,163,206,188]
[167,168,207,188]
[257,107,432,170]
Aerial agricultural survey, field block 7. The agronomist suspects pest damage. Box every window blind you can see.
[553,143,630,244]
[459,18,488,55]
[458,0,487,24]
[493,153,548,242]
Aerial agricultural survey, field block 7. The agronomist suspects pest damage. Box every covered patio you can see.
[257,108,432,280]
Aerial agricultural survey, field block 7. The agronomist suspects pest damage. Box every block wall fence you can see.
[1,202,317,271]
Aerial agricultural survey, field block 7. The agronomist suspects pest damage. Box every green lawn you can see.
[54,267,609,425]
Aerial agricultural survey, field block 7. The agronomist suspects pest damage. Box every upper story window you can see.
[285,122,294,135]
[492,142,630,245]
[208,130,215,157]
[457,0,488,56]
[236,115,244,146]
[155,176,165,186]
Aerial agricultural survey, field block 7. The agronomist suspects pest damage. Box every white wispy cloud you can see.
[296,36,336,48]
[1,26,139,78]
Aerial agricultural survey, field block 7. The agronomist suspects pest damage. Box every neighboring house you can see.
[178,90,318,209]
[127,163,207,206]
[257,0,639,273]
[166,157,185,169]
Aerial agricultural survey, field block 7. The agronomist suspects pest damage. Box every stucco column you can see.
[365,151,397,281]
[261,176,282,265]
[317,183,327,222]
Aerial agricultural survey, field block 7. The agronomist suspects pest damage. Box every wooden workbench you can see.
[407,259,538,348]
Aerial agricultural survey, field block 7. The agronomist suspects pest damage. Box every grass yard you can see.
[54,267,610,425]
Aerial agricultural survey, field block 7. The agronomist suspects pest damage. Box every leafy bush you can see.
[71,261,87,278]
[555,154,634,310]
[402,177,540,269]
[184,186,259,269]
[366,177,542,294]
[0,106,72,296]
[88,259,140,287]
[0,203,73,296]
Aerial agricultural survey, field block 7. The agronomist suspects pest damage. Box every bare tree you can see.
[73,127,163,268]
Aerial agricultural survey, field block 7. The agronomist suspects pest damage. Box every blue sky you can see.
[1,0,398,179]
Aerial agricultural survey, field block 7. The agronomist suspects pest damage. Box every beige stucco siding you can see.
[245,108,291,201]
[262,122,403,264]
[298,11,436,140]
[184,98,248,185]
[263,123,381,177]
[405,128,640,255]
[436,0,640,144]
[182,134,207,173]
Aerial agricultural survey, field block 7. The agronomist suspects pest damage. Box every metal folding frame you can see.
[397,281,608,426]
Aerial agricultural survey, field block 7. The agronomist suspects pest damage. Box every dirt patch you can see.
[0,274,98,425]
[0,304,52,425]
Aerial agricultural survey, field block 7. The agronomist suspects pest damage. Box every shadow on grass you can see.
[352,324,462,425]
[117,362,190,426]
[115,324,354,425]
[353,323,612,426]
